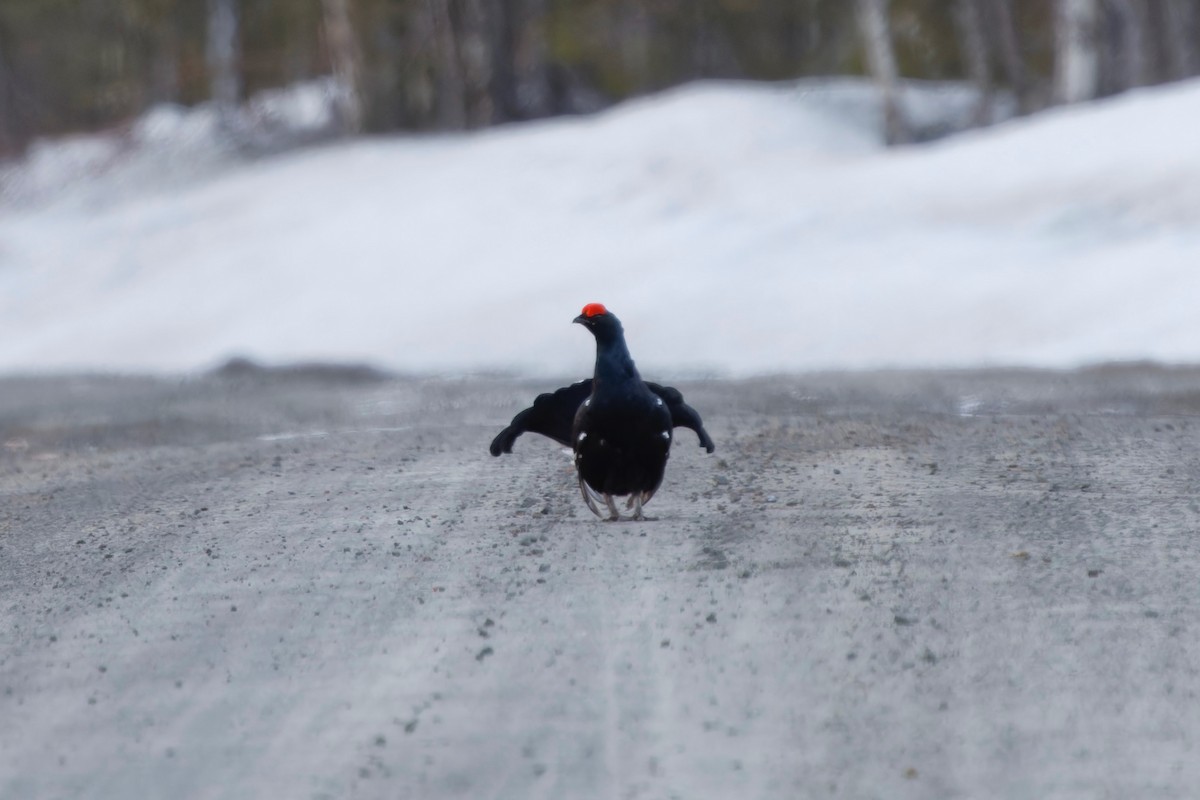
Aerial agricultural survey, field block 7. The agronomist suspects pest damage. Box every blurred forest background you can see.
[1,0,1199,157]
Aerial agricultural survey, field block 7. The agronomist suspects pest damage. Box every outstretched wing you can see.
[489,380,593,456]
[646,382,715,453]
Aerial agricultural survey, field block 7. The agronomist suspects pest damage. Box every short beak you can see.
[572,314,586,325]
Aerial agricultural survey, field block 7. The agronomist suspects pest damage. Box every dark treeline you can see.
[1,0,1198,156]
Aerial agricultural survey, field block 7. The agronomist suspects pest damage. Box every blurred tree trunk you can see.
[428,0,466,128]
[420,0,492,129]
[1054,0,1100,104]
[149,13,181,105]
[520,0,556,115]
[955,0,993,125]
[1103,0,1150,91]
[691,0,739,79]
[0,28,21,155]
[456,0,493,128]
[855,0,909,144]
[692,0,719,77]
[983,0,1034,112]
[488,0,552,121]
[206,0,241,127]
[388,1,434,129]
[489,0,520,121]
[1157,0,1198,79]
[613,1,651,91]
[320,0,364,134]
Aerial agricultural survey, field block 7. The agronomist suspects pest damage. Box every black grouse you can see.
[490,303,714,520]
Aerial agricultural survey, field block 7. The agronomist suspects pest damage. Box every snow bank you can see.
[0,79,342,211]
[0,77,1196,376]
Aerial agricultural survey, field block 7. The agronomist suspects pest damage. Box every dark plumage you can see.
[490,303,714,520]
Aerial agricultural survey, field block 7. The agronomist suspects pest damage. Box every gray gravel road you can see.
[2,364,1199,800]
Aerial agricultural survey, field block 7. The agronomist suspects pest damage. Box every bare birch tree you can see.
[1054,0,1101,104]
[206,0,240,128]
[321,0,365,134]
[855,0,909,144]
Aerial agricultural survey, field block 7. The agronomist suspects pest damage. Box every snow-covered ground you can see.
[1,77,1197,377]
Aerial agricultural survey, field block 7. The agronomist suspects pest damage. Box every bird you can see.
[490,303,714,521]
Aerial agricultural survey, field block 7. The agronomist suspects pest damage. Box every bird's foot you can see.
[629,493,653,521]
[603,494,622,522]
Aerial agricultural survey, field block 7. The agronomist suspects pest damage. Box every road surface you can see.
[2,363,1199,799]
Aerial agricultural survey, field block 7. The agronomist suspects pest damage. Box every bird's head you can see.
[573,302,622,339]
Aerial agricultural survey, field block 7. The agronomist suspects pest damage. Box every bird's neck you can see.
[592,333,640,388]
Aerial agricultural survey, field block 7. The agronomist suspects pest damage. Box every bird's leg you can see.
[603,494,622,522]
[579,477,605,519]
[628,491,657,522]
[630,492,650,521]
